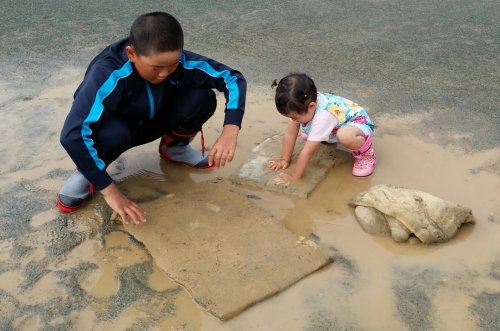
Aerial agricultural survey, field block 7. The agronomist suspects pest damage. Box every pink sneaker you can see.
[351,135,377,177]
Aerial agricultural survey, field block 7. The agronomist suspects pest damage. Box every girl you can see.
[268,73,376,185]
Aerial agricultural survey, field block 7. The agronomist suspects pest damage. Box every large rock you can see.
[350,184,475,244]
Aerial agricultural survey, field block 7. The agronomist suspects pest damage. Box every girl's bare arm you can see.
[268,121,300,170]
[288,140,321,180]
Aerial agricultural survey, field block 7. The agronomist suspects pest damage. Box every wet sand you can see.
[0,83,498,330]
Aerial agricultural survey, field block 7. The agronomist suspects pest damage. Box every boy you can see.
[58,12,247,225]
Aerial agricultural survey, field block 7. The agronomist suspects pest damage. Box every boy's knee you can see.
[94,116,133,159]
[174,89,217,131]
[197,88,217,114]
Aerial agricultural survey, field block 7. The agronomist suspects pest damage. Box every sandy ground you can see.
[1,1,499,330]
[0,88,499,330]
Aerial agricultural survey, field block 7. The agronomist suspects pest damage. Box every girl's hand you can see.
[268,158,290,171]
[272,172,295,186]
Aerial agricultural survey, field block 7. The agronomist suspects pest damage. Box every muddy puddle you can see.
[0,83,499,330]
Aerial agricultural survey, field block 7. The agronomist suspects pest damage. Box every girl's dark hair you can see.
[272,73,317,115]
[129,12,184,56]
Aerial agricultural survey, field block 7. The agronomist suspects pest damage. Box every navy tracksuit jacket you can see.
[60,38,247,191]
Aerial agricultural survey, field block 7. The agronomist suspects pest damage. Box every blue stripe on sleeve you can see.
[180,53,240,109]
[81,61,133,170]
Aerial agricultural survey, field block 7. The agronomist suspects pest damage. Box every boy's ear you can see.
[125,45,138,62]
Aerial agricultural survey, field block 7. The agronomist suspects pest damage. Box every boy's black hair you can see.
[129,12,184,56]
[272,73,317,115]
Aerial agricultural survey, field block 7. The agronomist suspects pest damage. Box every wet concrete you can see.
[231,134,339,198]
[1,1,499,330]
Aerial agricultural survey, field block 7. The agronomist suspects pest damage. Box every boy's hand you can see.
[208,124,239,168]
[100,182,147,225]
[268,158,290,171]
[272,172,295,186]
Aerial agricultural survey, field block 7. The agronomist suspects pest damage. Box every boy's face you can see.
[126,46,181,84]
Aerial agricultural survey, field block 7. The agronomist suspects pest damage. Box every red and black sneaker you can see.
[56,170,95,213]
[56,184,94,213]
[159,132,212,169]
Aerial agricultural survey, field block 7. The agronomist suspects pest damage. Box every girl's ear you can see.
[308,101,317,112]
[125,45,138,63]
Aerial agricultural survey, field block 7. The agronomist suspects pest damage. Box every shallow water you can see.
[1,85,498,330]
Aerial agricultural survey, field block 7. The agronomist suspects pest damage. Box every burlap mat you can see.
[124,178,332,320]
